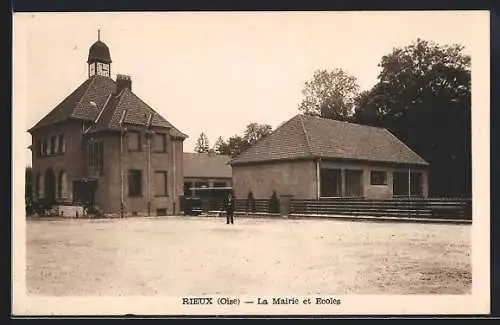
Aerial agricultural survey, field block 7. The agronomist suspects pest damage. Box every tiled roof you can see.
[28,75,187,139]
[28,76,115,132]
[183,152,232,178]
[86,87,187,138]
[229,114,428,166]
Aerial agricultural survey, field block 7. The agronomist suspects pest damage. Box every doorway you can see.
[345,169,363,197]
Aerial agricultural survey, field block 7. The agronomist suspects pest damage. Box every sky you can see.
[13,11,487,166]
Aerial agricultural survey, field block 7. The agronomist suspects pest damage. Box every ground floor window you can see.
[393,171,424,197]
[370,170,387,185]
[57,170,68,199]
[195,181,209,188]
[128,169,143,196]
[184,182,193,196]
[410,172,423,196]
[345,169,363,197]
[154,171,168,197]
[320,168,341,197]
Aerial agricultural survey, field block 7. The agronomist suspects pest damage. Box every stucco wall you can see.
[232,160,317,200]
[231,159,429,200]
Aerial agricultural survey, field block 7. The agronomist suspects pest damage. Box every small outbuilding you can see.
[229,114,429,200]
[183,152,232,197]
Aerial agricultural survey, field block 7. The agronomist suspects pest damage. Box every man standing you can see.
[225,191,235,224]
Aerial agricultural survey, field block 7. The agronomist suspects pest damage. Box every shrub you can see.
[246,191,256,213]
[268,190,280,214]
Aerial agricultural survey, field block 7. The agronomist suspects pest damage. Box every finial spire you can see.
[98,29,100,41]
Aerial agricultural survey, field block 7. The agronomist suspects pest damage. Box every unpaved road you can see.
[26,216,471,296]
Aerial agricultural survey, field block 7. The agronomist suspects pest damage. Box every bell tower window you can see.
[87,29,112,78]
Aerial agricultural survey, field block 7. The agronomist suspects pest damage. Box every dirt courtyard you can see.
[26,216,471,296]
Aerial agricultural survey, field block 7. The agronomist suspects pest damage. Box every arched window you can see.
[58,171,68,200]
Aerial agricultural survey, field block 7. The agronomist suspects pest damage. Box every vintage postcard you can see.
[12,11,490,316]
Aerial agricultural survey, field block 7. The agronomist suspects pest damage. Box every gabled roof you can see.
[28,75,187,139]
[229,114,428,166]
[183,152,232,178]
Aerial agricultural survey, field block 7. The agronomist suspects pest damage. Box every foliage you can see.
[243,123,273,145]
[298,68,360,121]
[246,191,256,213]
[214,123,273,158]
[25,166,33,215]
[352,38,471,197]
[268,190,280,214]
[194,132,210,153]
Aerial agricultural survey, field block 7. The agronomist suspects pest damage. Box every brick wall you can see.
[89,128,184,216]
[31,121,185,216]
[30,120,87,202]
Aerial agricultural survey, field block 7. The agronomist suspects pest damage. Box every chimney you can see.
[116,74,132,94]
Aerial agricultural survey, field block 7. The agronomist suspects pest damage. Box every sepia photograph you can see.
[12,11,490,315]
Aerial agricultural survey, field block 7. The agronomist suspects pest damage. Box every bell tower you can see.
[87,30,112,78]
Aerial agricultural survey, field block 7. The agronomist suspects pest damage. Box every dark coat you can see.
[224,195,235,213]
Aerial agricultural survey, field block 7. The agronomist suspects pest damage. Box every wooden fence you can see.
[289,198,472,220]
[205,197,471,221]
[235,199,272,214]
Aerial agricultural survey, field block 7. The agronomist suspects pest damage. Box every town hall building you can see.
[28,33,187,217]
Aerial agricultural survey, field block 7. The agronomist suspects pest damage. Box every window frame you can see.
[154,170,168,197]
[49,136,56,155]
[128,169,143,197]
[58,134,65,154]
[153,133,167,153]
[127,131,142,152]
[370,170,388,186]
[88,141,104,174]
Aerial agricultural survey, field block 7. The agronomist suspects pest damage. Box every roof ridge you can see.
[306,113,387,131]
[94,93,112,124]
[109,89,127,129]
[298,114,314,157]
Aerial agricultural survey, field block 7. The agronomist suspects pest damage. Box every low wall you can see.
[51,205,85,218]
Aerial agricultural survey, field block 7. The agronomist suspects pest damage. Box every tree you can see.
[243,123,273,145]
[214,122,272,158]
[194,132,210,153]
[298,68,360,121]
[25,166,33,215]
[268,190,280,214]
[213,136,227,155]
[246,191,256,213]
[226,135,250,158]
[353,38,471,197]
